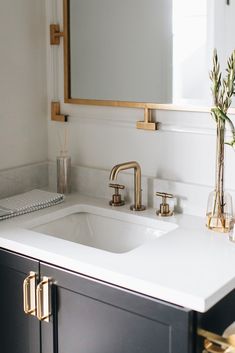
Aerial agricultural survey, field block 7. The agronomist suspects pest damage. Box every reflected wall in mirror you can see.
[64,0,235,109]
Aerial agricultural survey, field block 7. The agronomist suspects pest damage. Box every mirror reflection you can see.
[68,0,235,107]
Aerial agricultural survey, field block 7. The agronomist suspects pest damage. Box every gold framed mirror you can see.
[63,0,235,117]
[63,0,173,114]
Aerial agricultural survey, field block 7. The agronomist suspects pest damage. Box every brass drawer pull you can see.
[23,272,37,316]
[36,277,52,322]
[204,339,226,353]
[198,328,235,353]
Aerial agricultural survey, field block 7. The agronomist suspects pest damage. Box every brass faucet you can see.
[109,161,146,211]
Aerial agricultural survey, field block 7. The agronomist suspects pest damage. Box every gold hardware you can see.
[50,24,64,45]
[136,108,158,131]
[198,328,235,353]
[109,161,146,211]
[204,339,226,353]
[109,183,125,206]
[36,277,51,322]
[23,272,37,316]
[156,192,174,217]
[51,102,68,122]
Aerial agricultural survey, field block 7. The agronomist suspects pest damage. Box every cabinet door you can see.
[0,248,40,353]
[41,263,194,353]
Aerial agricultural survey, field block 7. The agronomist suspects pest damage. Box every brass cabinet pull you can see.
[23,272,37,316]
[204,339,226,353]
[198,328,235,353]
[36,277,51,322]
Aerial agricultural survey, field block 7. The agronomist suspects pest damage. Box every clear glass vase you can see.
[206,120,234,233]
[206,190,233,232]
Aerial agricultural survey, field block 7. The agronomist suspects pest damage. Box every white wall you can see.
[0,0,48,170]
[47,0,235,202]
[48,104,235,189]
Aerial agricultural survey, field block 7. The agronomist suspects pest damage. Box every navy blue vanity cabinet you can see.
[0,248,40,353]
[2,247,235,353]
[40,262,195,353]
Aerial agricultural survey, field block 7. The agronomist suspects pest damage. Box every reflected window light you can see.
[172,0,210,105]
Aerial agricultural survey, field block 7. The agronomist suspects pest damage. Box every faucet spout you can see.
[109,161,146,211]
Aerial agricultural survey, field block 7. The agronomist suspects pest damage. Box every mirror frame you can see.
[63,0,168,110]
[63,0,235,114]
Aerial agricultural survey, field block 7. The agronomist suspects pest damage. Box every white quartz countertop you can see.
[0,193,234,313]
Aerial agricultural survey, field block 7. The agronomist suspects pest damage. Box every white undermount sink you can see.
[28,205,177,254]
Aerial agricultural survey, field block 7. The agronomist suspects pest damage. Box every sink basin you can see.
[29,206,177,254]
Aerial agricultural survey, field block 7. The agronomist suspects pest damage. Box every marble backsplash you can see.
[0,162,48,199]
[48,162,235,218]
[48,162,148,206]
[3,161,234,218]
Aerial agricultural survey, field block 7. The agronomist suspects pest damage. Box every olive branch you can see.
[210,49,235,147]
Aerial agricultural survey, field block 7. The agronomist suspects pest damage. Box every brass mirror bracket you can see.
[50,24,64,45]
[51,102,68,122]
[136,108,158,131]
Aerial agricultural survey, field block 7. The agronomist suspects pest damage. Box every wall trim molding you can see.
[63,112,235,137]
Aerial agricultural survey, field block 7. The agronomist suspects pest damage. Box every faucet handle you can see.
[109,183,125,207]
[155,192,174,217]
[109,183,125,190]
